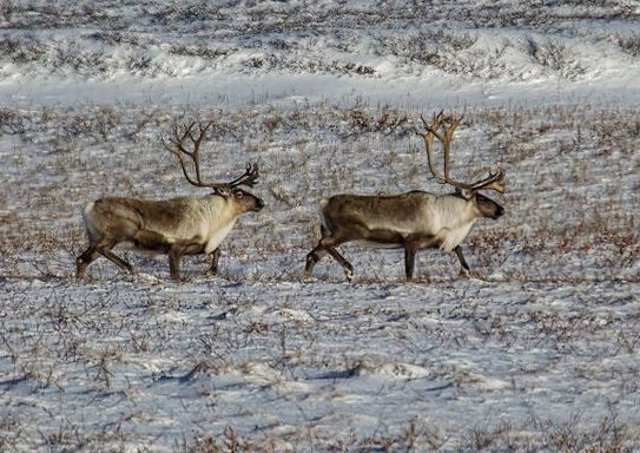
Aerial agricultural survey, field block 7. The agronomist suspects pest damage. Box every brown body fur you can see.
[305,190,503,282]
[77,190,264,281]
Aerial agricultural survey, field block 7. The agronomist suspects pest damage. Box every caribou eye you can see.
[234,190,244,199]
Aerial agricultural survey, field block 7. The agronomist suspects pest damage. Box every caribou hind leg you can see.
[76,246,99,279]
[305,243,354,281]
[305,230,354,282]
[305,224,331,279]
[305,225,330,279]
[324,246,354,282]
[305,245,328,278]
[95,246,135,274]
[76,239,134,278]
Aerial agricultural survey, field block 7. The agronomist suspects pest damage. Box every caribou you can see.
[304,111,505,282]
[76,120,264,281]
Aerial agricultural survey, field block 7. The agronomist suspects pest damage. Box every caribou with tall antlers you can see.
[76,120,264,281]
[305,111,505,282]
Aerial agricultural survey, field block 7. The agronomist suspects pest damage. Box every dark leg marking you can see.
[304,245,329,278]
[76,246,99,279]
[403,243,417,281]
[77,237,134,278]
[318,234,353,281]
[168,240,204,281]
[401,234,440,282]
[305,232,354,282]
[209,248,221,275]
[96,245,134,274]
[454,245,470,278]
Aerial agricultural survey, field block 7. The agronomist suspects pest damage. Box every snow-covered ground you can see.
[1,1,639,451]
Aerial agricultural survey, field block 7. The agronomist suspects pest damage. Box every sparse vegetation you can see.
[0,1,636,80]
[618,33,640,57]
[526,37,586,79]
[0,1,639,451]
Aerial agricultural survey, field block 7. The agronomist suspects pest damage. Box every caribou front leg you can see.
[209,248,221,275]
[454,245,471,278]
[403,243,417,282]
[168,239,204,281]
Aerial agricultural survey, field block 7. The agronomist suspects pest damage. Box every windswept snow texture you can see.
[1,1,639,451]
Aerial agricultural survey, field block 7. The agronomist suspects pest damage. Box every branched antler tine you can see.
[175,121,196,150]
[185,120,215,184]
[168,121,197,159]
[471,168,505,193]
[420,113,448,184]
[422,134,442,183]
[441,115,461,180]
[162,136,201,188]
[188,120,214,150]
[182,121,207,185]
[227,168,247,188]
[227,163,259,188]
[200,119,215,134]
[243,165,258,188]
[236,164,260,188]
[420,111,471,189]
[167,150,200,186]
[163,120,216,188]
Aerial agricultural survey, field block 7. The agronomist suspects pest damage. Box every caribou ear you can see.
[458,188,474,200]
[214,186,232,197]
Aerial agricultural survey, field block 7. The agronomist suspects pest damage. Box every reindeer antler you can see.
[213,163,260,195]
[420,112,467,188]
[419,112,505,193]
[470,169,505,193]
[162,119,259,194]
[228,163,259,188]
[162,120,216,189]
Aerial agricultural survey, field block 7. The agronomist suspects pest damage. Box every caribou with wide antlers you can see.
[305,111,505,282]
[76,120,264,281]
